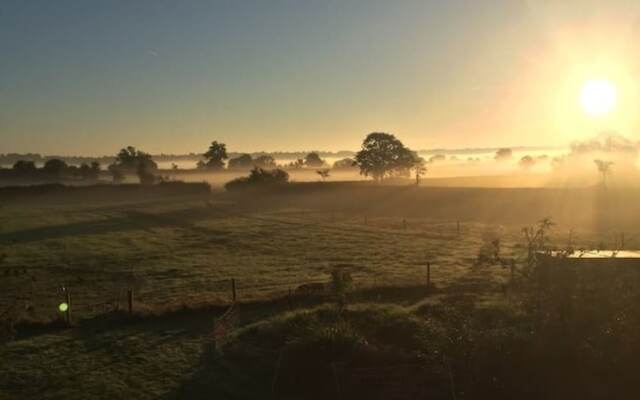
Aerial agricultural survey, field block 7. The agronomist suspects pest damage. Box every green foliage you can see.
[354,132,420,182]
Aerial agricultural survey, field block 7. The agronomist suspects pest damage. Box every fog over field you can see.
[5,1,640,399]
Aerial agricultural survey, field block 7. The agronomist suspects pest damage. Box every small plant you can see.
[316,169,330,181]
[330,268,353,312]
[521,217,555,271]
[476,237,501,266]
[413,159,427,186]
[594,159,613,187]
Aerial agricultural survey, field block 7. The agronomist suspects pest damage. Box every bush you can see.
[495,148,513,160]
[224,167,289,191]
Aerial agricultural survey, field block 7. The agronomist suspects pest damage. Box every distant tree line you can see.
[3,132,427,186]
[224,132,426,190]
[0,159,101,182]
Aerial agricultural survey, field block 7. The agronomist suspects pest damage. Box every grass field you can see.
[0,189,524,320]
[1,183,636,399]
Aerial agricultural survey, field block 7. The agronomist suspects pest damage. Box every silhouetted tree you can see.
[354,132,418,182]
[225,167,289,191]
[289,159,304,169]
[332,158,357,170]
[228,154,254,170]
[110,146,157,184]
[413,157,427,185]
[494,148,513,161]
[137,163,156,185]
[305,152,325,168]
[254,155,276,169]
[113,146,157,171]
[12,160,37,175]
[79,162,100,180]
[108,164,125,183]
[519,155,536,170]
[42,159,68,178]
[428,154,446,163]
[594,159,614,187]
[202,141,228,170]
[316,169,330,181]
[79,163,91,180]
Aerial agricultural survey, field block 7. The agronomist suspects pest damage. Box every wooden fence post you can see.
[231,278,237,303]
[65,291,71,326]
[510,260,515,283]
[127,289,134,316]
[331,362,341,400]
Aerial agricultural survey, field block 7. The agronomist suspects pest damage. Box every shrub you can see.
[224,167,289,191]
[495,148,513,160]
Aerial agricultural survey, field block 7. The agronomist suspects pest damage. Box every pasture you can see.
[1,183,637,399]
[0,186,523,322]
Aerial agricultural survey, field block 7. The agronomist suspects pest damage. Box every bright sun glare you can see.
[580,79,617,117]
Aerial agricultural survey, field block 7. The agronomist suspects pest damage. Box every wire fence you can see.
[0,267,441,329]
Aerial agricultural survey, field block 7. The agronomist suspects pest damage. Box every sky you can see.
[2,0,640,155]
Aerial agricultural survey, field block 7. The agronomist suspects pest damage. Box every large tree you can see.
[227,154,254,170]
[110,146,157,184]
[304,152,325,168]
[332,158,357,170]
[114,146,157,171]
[254,155,276,169]
[354,132,418,182]
[42,159,68,178]
[12,160,37,175]
[202,141,228,170]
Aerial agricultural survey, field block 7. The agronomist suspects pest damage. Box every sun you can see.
[580,79,617,117]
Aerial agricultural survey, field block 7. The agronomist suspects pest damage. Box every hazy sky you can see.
[2,0,640,155]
